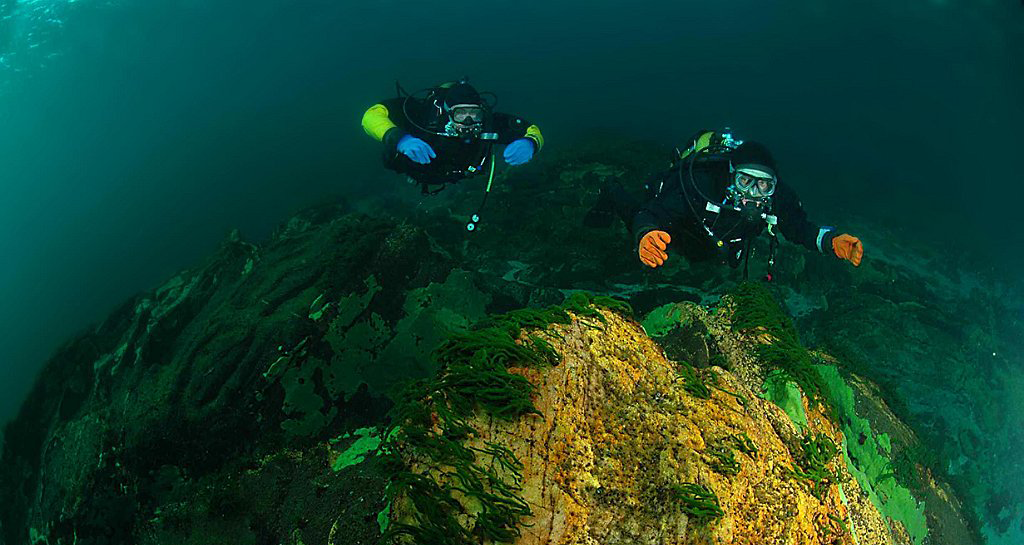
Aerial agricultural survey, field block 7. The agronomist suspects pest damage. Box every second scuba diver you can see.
[361,78,544,195]
[585,130,864,277]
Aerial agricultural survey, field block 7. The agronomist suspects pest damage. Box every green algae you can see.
[837,483,862,544]
[267,270,495,439]
[641,302,690,337]
[29,527,48,545]
[721,283,928,543]
[333,276,382,325]
[816,364,928,545]
[877,432,892,454]
[377,502,391,534]
[589,295,634,317]
[373,270,491,388]
[788,432,839,500]
[724,432,758,456]
[489,291,631,338]
[675,360,711,399]
[757,358,928,542]
[267,275,385,438]
[380,293,629,544]
[760,371,808,428]
[730,283,929,539]
[279,355,338,437]
[330,428,381,471]
[706,442,741,476]
[671,483,725,526]
[729,282,827,407]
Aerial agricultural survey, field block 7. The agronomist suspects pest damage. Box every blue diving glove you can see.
[503,138,535,166]
[397,134,436,164]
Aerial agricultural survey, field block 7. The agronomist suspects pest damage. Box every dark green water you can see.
[1,0,1021,542]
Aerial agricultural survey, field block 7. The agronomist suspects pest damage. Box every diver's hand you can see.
[639,230,671,268]
[503,138,535,166]
[832,234,864,266]
[397,135,436,164]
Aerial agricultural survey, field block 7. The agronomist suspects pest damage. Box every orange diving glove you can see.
[832,234,864,267]
[639,230,671,268]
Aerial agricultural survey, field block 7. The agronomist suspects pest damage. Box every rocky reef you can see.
[1,136,1018,544]
[380,286,968,545]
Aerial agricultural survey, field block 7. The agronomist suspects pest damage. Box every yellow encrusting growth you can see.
[389,302,912,544]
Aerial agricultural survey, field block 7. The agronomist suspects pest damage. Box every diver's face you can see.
[734,171,776,198]
[446,104,485,137]
[448,104,484,124]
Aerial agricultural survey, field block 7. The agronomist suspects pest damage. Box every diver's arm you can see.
[631,183,691,247]
[632,208,666,249]
[492,113,544,151]
[361,98,412,154]
[774,183,837,254]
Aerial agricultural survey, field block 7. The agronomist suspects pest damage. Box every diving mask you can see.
[448,104,485,124]
[733,167,777,198]
[444,103,485,138]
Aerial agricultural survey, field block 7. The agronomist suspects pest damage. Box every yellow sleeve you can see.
[525,124,544,151]
[361,104,397,141]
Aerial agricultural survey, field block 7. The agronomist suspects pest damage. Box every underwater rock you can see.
[0,208,462,545]
[2,135,1010,543]
[384,299,932,545]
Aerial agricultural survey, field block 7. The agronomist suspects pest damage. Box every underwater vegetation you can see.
[380,293,630,544]
[788,432,840,500]
[729,281,828,409]
[669,483,725,526]
[0,136,1014,545]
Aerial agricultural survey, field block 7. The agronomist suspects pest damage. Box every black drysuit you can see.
[612,153,839,269]
[374,95,537,190]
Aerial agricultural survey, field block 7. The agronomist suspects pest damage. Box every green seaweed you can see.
[815,364,928,544]
[278,356,338,437]
[641,302,689,338]
[707,433,756,476]
[827,513,850,535]
[379,293,623,544]
[29,527,48,545]
[675,361,711,399]
[725,432,758,456]
[760,371,809,428]
[588,294,634,318]
[706,443,741,476]
[330,428,382,471]
[705,369,750,407]
[670,483,725,526]
[788,432,839,500]
[487,291,631,339]
[376,502,391,534]
[729,282,827,408]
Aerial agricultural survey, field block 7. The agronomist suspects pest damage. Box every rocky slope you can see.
[2,136,1017,544]
[382,289,970,545]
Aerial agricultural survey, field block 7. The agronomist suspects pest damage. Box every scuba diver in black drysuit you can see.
[585,130,864,278]
[361,78,544,196]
